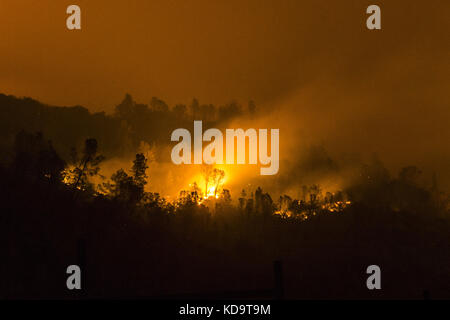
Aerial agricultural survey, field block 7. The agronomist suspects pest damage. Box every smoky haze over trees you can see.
[0,93,253,160]
[1,1,449,190]
[0,93,450,299]
[0,0,449,300]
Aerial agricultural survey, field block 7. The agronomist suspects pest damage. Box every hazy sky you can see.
[1,0,449,186]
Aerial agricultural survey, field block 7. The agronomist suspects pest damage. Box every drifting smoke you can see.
[2,1,448,198]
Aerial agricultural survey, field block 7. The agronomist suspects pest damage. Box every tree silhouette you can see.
[132,153,149,187]
[211,168,225,197]
[105,153,149,205]
[67,138,105,192]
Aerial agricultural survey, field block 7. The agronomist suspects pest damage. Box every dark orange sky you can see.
[1,0,449,186]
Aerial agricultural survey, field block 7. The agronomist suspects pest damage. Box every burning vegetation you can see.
[57,137,354,220]
[2,94,450,299]
[2,132,450,300]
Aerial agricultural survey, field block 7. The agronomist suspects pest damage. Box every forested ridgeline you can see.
[0,127,449,299]
[0,93,254,162]
[1,93,449,299]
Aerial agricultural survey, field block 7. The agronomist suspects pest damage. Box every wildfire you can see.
[61,166,82,189]
[185,165,229,204]
[59,158,353,219]
[321,201,352,212]
[205,186,219,199]
[274,200,352,220]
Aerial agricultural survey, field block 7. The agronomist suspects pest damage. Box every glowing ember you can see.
[274,200,352,220]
